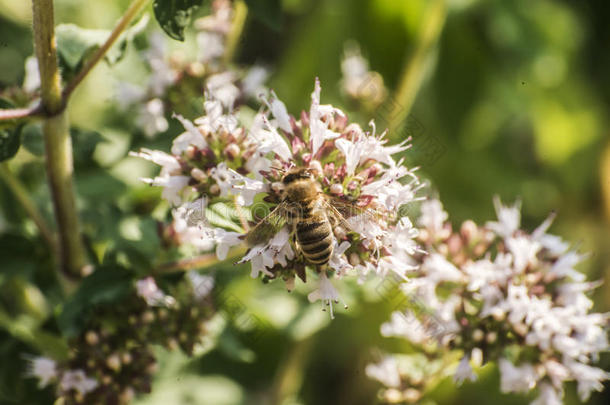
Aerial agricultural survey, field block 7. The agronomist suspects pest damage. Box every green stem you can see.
[153,247,248,274]
[62,0,150,100]
[32,0,88,277]
[222,0,248,65]
[269,338,313,405]
[385,0,447,134]
[0,163,55,249]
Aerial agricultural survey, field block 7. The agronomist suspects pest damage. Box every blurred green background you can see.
[0,0,609,404]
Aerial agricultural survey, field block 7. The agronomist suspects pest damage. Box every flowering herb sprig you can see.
[133,79,424,316]
[25,273,214,405]
[118,0,268,137]
[368,198,609,404]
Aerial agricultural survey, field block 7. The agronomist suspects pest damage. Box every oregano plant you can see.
[0,1,608,405]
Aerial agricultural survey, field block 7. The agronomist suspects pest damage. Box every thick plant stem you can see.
[0,163,55,249]
[32,0,88,277]
[386,0,446,134]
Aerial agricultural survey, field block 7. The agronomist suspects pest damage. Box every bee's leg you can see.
[291,222,304,260]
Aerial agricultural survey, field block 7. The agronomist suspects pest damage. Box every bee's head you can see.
[281,168,313,185]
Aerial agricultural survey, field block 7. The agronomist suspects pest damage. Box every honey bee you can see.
[243,167,362,265]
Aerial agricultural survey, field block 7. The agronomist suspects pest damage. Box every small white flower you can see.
[145,32,177,96]
[23,56,40,93]
[242,65,269,98]
[210,162,268,206]
[421,253,464,285]
[206,72,240,108]
[365,357,401,388]
[137,98,169,137]
[544,359,570,389]
[307,272,344,319]
[212,228,243,260]
[187,271,215,300]
[504,283,531,325]
[486,196,521,239]
[550,251,587,281]
[380,311,428,344]
[171,113,208,155]
[418,199,448,235]
[498,359,538,393]
[309,78,342,156]
[506,236,540,273]
[136,277,176,307]
[454,355,477,385]
[24,356,57,388]
[239,244,274,278]
[248,114,293,162]
[195,98,239,133]
[197,31,225,63]
[335,138,362,176]
[131,148,181,173]
[360,165,421,212]
[60,369,98,395]
[145,175,191,206]
[262,90,293,134]
[328,241,352,275]
[531,383,563,405]
[238,227,294,278]
[564,359,610,401]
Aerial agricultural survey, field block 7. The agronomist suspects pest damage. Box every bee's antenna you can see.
[270,166,285,173]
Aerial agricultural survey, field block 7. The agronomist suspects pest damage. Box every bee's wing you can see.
[324,196,382,231]
[243,202,288,247]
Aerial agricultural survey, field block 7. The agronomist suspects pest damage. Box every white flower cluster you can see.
[132,79,423,316]
[117,0,267,137]
[370,198,609,404]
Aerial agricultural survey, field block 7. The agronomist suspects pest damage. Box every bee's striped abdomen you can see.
[296,215,333,265]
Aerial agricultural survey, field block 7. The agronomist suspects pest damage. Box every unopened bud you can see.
[330,183,343,195]
[121,352,132,365]
[403,388,422,403]
[223,143,240,160]
[472,329,484,342]
[85,331,99,345]
[119,387,135,404]
[460,220,478,241]
[308,160,322,175]
[209,184,220,195]
[384,388,403,403]
[324,163,335,177]
[142,310,155,323]
[106,353,121,371]
[166,338,179,351]
[191,168,207,182]
[186,61,205,77]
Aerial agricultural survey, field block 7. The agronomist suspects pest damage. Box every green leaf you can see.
[0,126,22,162]
[55,15,149,75]
[153,0,204,41]
[245,0,283,31]
[70,128,104,167]
[0,99,23,162]
[21,123,44,156]
[57,266,134,338]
